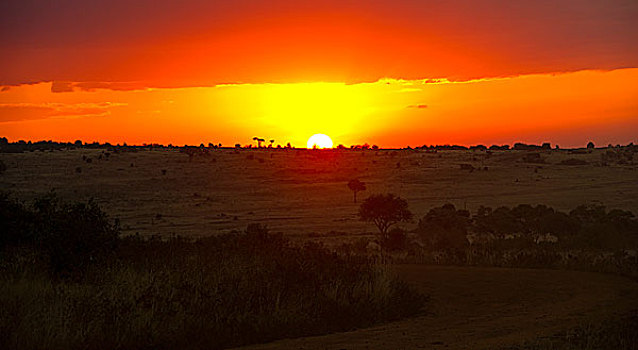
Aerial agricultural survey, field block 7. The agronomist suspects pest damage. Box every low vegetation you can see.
[352,194,638,278]
[508,312,638,350]
[0,193,425,350]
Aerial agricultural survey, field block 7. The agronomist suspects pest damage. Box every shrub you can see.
[0,224,426,350]
[0,193,35,248]
[473,204,579,240]
[417,204,469,250]
[0,193,120,278]
[382,227,408,251]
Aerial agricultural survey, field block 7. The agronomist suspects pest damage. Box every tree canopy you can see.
[359,193,412,236]
[347,179,367,203]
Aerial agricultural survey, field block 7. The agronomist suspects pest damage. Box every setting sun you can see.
[307,134,334,149]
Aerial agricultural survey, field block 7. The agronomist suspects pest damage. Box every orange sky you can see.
[1,0,637,147]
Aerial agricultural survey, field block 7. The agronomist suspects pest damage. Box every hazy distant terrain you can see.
[2,148,637,241]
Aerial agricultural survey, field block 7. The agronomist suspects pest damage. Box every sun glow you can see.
[254,82,377,145]
[209,81,390,146]
[307,134,334,149]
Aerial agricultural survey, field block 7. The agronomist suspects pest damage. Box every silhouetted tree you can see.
[347,179,366,203]
[359,194,412,238]
[269,139,275,148]
[587,141,595,149]
[252,137,265,148]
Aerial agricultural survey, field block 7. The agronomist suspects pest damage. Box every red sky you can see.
[1,0,637,147]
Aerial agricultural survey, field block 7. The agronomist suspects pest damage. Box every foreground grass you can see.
[0,231,425,350]
[503,312,638,350]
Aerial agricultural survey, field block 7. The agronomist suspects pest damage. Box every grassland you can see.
[1,146,637,349]
[1,147,636,243]
[0,214,424,350]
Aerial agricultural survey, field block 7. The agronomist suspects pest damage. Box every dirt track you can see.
[238,266,638,350]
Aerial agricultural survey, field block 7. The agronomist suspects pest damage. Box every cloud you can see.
[407,104,428,109]
[50,81,147,93]
[51,81,74,93]
[0,102,127,122]
[1,0,636,88]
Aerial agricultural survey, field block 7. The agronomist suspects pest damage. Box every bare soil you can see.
[238,265,638,350]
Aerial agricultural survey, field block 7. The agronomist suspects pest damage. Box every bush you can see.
[382,227,408,251]
[0,193,120,278]
[472,204,579,240]
[0,193,35,248]
[417,204,469,250]
[0,225,426,350]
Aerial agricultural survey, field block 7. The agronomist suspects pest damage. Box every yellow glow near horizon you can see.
[255,82,377,145]
[1,69,637,148]
[210,81,390,146]
[307,133,334,148]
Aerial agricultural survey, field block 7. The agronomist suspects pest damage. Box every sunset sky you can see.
[1,0,637,147]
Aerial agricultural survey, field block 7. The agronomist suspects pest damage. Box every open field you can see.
[239,265,638,350]
[1,148,637,240]
[2,146,638,349]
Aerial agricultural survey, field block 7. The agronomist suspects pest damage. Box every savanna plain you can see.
[1,144,638,349]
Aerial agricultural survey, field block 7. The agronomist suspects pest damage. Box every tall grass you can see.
[0,230,425,350]
[505,312,638,350]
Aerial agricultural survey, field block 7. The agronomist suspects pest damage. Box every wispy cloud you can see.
[0,102,128,122]
[50,81,147,93]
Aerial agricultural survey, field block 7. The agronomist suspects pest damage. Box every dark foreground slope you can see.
[239,265,638,350]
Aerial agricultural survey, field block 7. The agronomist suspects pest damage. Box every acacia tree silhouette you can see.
[347,179,367,203]
[359,193,412,238]
[253,137,265,148]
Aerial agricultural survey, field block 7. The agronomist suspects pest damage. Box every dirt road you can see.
[238,266,638,350]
